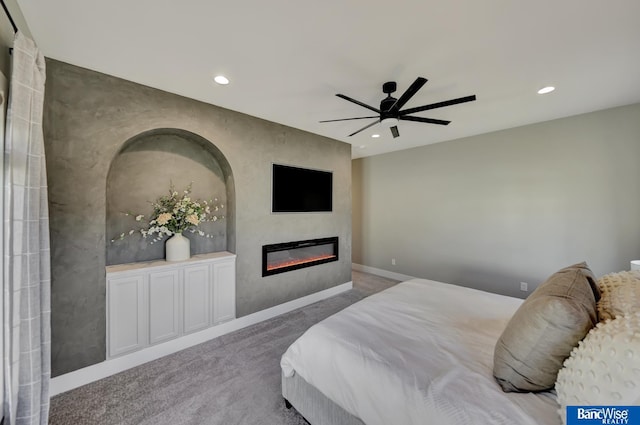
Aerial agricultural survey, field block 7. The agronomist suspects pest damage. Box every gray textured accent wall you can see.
[44,59,352,376]
[353,103,640,298]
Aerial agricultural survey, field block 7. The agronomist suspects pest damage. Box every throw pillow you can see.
[596,270,640,321]
[555,313,640,425]
[493,262,599,392]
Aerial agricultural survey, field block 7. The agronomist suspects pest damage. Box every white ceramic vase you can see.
[166,232,190,262]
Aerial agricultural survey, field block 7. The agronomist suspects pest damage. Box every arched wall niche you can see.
[106,128,236,265]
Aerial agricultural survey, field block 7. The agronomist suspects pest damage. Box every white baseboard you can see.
[352,263,415,282]
[50,280,353,396]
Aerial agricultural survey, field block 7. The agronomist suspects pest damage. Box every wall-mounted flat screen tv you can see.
[272,164,333,213]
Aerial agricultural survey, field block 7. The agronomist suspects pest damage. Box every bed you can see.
[280,278,561,425]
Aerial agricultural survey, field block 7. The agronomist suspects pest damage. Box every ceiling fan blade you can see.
[390,126,400,138]
[348,120,379,137]
[336,94,381,113]
[400,115,451,125]
[390,77,427,111]
[399,95,476,116]
[319,116,379,123]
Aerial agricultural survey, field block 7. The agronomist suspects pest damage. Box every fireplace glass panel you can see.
[262,237,338,276]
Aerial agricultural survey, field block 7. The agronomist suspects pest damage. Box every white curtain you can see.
[3,32,51,425]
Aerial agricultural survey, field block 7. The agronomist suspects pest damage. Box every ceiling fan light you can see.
[381,117,399,127]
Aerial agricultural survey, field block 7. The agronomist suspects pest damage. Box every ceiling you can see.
[15,0,640,159]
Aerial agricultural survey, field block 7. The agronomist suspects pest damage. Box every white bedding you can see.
[281,278,561,425]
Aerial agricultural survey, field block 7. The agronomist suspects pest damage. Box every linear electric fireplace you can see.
[262,237,339,277]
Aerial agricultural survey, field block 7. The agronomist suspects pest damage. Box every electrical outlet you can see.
[520,282,528,292]
[391,258,396,266]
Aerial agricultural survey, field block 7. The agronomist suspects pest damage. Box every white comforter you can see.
[281,278,561,425]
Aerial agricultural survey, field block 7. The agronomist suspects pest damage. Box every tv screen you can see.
[272,164,333,212]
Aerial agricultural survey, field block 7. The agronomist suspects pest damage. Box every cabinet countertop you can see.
[106,251,236,274]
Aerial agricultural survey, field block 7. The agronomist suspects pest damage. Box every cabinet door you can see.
[183,264,210,333]
[107,274,147,357]
[148,269,180,345]
[212,258,236,324]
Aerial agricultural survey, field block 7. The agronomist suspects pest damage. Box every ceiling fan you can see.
[320,77,476,138]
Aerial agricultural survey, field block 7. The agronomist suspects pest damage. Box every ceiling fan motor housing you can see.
[380,97,398,120]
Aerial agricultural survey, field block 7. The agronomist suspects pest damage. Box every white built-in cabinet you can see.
[148,269,180,345]
[107,274,147,357]
[183,264,210,334]
[106,252,236,358]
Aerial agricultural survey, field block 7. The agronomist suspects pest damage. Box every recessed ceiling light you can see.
[359,145,366,149]
[214,75,230,85]
[537,86,555,94]
[371,134,380,138]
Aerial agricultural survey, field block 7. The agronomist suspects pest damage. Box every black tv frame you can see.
[271,163,333,213]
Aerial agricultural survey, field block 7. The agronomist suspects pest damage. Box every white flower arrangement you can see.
[111,183,224,244]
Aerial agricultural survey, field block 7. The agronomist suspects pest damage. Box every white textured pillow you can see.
[597,271,640,320]
[555,313,640,425]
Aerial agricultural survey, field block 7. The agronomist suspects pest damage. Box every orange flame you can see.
[267,254,336,271]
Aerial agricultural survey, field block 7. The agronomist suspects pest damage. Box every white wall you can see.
[353,103,640,298]
[0,0,32,77]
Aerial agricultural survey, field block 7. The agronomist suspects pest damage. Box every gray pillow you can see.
[493,262,599,392]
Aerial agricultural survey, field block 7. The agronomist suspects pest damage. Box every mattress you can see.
[281,278,561,425]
